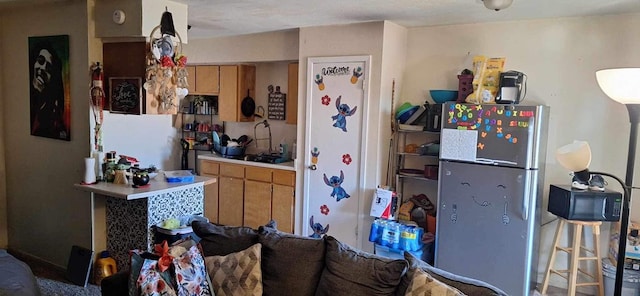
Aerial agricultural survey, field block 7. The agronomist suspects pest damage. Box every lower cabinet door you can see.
[218,176,244,226]
[202,174,219,224]
[272,184,294,233]
[244,180,272,229]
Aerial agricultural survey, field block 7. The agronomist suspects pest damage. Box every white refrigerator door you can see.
[435,160,538,295]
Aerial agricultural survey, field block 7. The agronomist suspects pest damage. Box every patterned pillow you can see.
[173,244,214,296]
[404,268,464,296]
[138,258,178,296]
[204,243,263,296]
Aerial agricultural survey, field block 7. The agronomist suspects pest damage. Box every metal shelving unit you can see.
[392,125,440,206]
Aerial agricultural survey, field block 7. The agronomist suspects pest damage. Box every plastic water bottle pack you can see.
[369,219,424,252]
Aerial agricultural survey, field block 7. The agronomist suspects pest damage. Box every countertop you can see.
[74,175,216,200]
[198,153,296,171]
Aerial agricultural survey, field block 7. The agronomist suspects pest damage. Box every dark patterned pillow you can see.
[404,268,464,296]
[315,236,408,296]
[204,243,263,296]
[258,229,325,296]
[191,221,259,256]
[396,252,508,296]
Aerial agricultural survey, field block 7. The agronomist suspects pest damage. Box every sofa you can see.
[0,249,41,296]
[101,221,507,296]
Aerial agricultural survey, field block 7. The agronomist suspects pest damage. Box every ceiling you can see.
[174,0,640,40]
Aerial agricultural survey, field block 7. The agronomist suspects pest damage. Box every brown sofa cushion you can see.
[191,221,259,256]
[258,229,325,296]
[315,236,407,296]
[396,252,508,296]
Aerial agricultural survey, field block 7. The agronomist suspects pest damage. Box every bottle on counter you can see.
[94,251,117,285]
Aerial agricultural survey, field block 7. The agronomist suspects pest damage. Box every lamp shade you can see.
[596,68,640,104]
[556,141,592,172]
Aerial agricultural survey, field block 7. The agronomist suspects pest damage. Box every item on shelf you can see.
[396,105,420,124]
[404,104,427,125]
[424,165,439,180]
[417,141,440,156]
[457,69,474,103]
[424,103,443,132]
[404,144,418,153]
[429,90,458,104]
[398,124,424,131]
[399,168,425,177]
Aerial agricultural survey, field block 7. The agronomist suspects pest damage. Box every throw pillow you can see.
[315,236,408,296]
[396,252,507,296]
[172,243,214,296]
[192,221,259,257]
[258,229,325,296]
[130,251,175,296]
[138,258,178,296]
[404,268,464,296]
[205,243,263,296]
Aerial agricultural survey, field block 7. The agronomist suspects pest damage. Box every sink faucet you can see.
[254,120,272,154]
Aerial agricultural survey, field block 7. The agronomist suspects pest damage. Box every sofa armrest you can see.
[100,271,129,296]
[398,252,508,296]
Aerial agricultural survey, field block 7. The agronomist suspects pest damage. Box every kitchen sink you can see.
[244,153,289,164]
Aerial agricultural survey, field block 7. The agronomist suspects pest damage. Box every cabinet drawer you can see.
[200,161,219,175]
[273,170,295,186]
[220,164,244,178]
[245,166,272,182]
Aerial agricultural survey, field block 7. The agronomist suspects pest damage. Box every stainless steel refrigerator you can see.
[435,103,549,295]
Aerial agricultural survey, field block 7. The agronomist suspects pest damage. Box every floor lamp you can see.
[596,68,640,296]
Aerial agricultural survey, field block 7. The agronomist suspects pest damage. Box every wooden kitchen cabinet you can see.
[186,65,220,95]
[200,161,220,223]
[219,65,256,122]
[286,62,298,125]
[217,164,245,227]
[199,159,295,232]
[272,170,295,233]
[244,167,273,229]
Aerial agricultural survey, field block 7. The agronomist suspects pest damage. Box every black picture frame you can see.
[109,77,142,115]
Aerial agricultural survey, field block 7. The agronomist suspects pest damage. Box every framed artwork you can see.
[28,35,70,141]
[109,77,142,115]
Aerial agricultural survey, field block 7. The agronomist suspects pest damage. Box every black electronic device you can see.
[496,71,526,104]
[548,184,622,221]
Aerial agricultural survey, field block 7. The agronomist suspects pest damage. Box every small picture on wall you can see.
[109,77,142,115]
[28,35,71,141]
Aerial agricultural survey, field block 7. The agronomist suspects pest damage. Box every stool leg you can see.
[568,223,583,296]
[541,219,565,294]
[593,224,604,296]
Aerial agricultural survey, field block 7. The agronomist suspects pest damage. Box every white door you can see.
[303,56,370,247]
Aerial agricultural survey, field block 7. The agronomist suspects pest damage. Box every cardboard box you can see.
[609,220,640,269]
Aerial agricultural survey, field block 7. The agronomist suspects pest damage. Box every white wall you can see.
[403,13,640,290]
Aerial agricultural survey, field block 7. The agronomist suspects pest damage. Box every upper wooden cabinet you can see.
[186,65,220,95]
[219,65,256,122]
[286,62,298,125]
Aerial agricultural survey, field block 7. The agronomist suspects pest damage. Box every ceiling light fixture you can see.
[482,0,513,11]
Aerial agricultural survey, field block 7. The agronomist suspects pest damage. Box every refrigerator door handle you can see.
[522,175,531,221]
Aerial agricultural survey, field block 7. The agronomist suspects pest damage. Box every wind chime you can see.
[143,8,189,114]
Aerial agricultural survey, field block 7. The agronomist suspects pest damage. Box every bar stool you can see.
[541,218,604,296]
